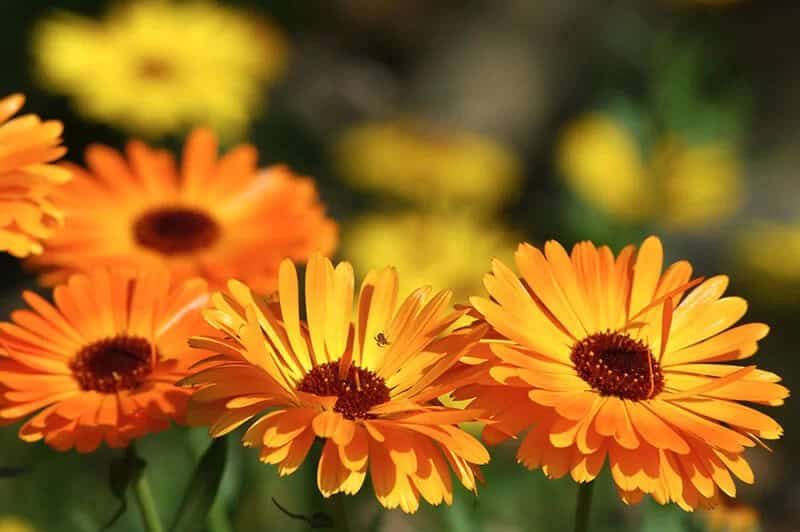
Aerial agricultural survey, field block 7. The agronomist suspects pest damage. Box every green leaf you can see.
[102,446,146,530]
[169,437,228,532]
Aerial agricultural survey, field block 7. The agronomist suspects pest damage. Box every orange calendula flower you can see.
[0,268,210,452]
[0,94,70,257]
[31,128,337,291]
[183,253,489,513]
[458,236,787,510]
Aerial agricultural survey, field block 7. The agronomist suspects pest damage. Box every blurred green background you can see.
[0,1,797,531]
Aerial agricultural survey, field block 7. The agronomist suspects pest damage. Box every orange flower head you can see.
[0,268,211,452]
[458,236,787,511]
[183,253,490,513]
[31,128,337,291]
[0,94,70,257]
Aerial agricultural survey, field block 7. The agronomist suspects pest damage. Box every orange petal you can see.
[317,438,351,497]
[515,243,585,339]
[312,411,356,446]
[670,397,782,439]
[278,428,315,476]
[664,323,769,366]
[628,236,663,318]
[646,400,752,453]
[339,424,369,471]
[626,401,689,454]
[594,397,639,450]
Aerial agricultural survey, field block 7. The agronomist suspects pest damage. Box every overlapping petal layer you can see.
[184,254,489,513]
[457,236,787,510]
[31,128,337,291]
[0,268,211,451]
[0,93,70,257]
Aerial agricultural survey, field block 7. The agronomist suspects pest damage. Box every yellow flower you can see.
[737,222,800,283]
[335,119,520,212]
[343,213,518,304]
[557,113,743,230]
[33,0,288,138]
[733,222,800,305]
[557,113,652,222]
[703,497,760,532]
[655,138,743,230]
[0,516,36,532]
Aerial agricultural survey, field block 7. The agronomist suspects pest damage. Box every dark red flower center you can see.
[137,56,174,80]
[570,331,663,401]
[297,361,391,420]
[70,335,156,393]
[133,206,220,255]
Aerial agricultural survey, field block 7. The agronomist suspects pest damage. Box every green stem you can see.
[187,431,234,532]
[331,495,351,532]
[207,501,234,532]
[133,466,165,532]
[574,481,595,532]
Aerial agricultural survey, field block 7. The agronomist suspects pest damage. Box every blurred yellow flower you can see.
[735,222,800,305]
[737,222,800,283]
[343,212,518,304]
[0,516,36,532]
[557,113,651,222]
[703,498,760,532]
[557,113,743,230]
[655,138,743,229]
[33,0,288,138]
[335,119,520,212]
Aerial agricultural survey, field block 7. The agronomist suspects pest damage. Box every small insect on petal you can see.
[374,332,391,348]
